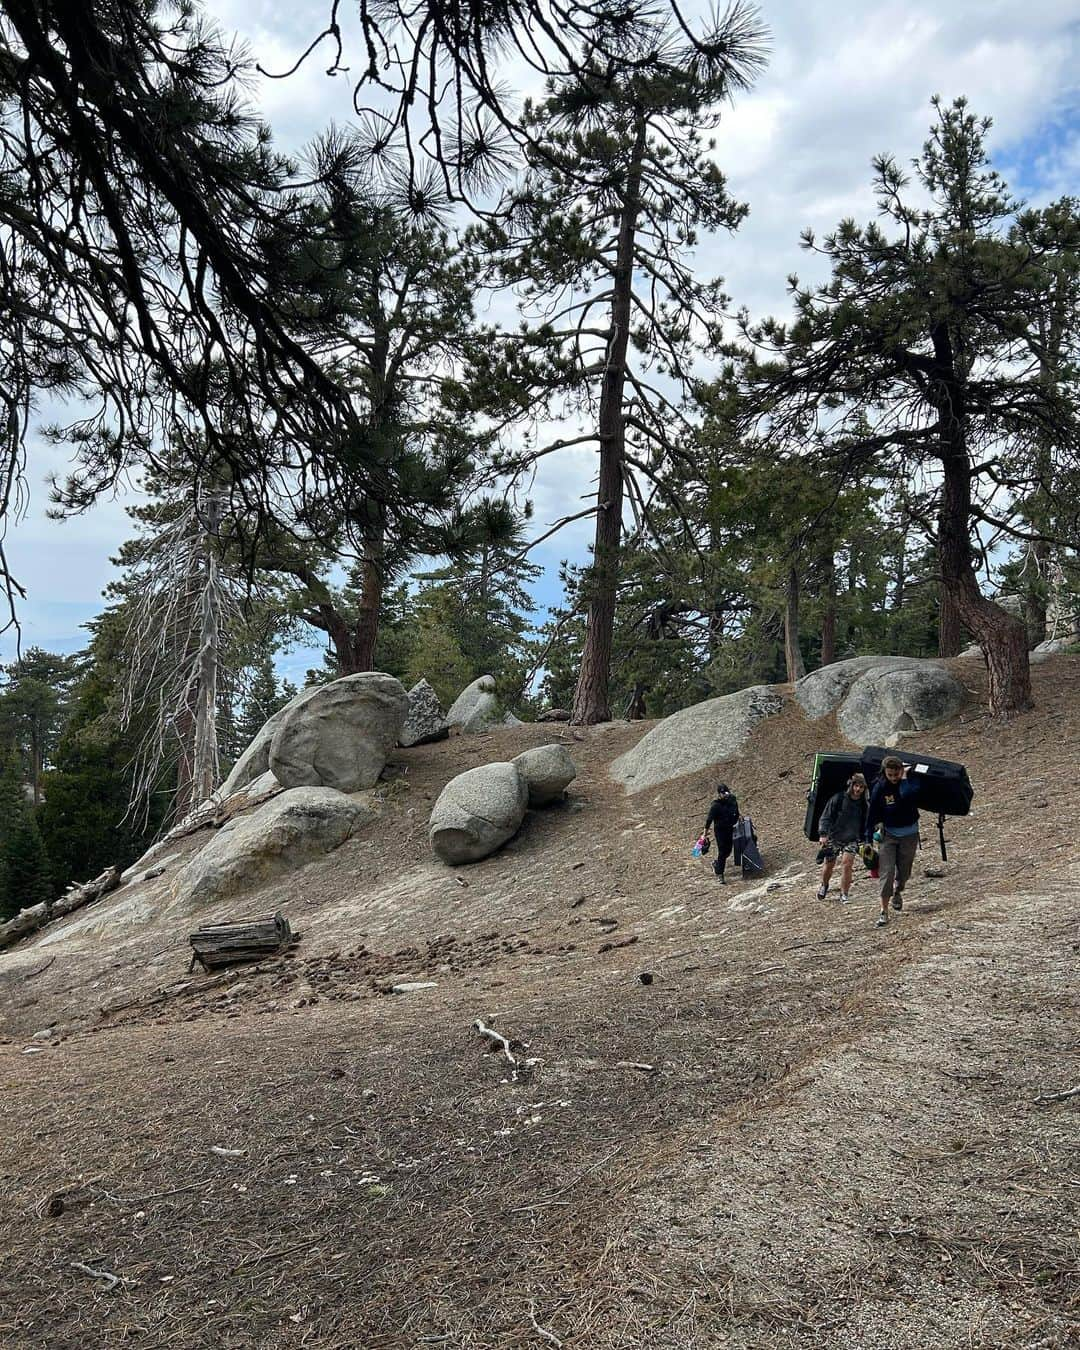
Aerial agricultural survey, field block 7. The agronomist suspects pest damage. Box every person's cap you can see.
[716,783,730,794]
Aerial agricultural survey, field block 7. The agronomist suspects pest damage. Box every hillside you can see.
[1,654,1077,1348]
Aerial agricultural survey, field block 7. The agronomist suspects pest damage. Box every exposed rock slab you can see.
[429,762,528,864]
[171,788,373,914]
[513,744,577,806]
[794,657,927,719]
[610,686,784,794]
[269,672,409,791]
[836,664,967,745]
[400,679,449,747]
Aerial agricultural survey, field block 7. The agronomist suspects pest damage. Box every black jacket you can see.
[704,794,739,837]
[819,790,868,845]
[866,776,920,839]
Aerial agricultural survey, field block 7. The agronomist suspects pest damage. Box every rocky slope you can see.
[0,653,1076,1349]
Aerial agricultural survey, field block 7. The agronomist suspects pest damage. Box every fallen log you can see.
[189,912,294,971]
[0,866,121,954]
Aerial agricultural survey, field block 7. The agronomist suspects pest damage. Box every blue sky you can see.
[2,0,1078,681]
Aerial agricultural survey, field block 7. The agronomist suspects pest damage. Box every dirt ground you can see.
[0,655,1077,1349]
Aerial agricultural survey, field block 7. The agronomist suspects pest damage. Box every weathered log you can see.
[188,912,294,971]
[0,866,121,954]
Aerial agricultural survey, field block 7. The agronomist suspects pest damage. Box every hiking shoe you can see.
[816,884,828,900]
[876,911,888,928]
[717,872,726,885]
[839,892,850,904]
[891,895,903,911]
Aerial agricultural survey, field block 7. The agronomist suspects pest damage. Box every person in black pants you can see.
[702,783,740,883]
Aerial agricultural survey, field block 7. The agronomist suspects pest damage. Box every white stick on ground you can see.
[70,1261,130,1290]
[472,1019,516,1066]
[528,1302,563,1348]
[1032,1084,1080,1104]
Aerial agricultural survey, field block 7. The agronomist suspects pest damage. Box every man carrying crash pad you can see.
[865,755,921,928]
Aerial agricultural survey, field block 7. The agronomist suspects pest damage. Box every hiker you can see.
[702,783,740,884]
[816,773,868,903]
[865,755,921,928]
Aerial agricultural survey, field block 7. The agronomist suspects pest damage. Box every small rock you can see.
[639,972,654,986]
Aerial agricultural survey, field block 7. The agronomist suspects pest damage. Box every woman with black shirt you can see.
[702,783,740,884]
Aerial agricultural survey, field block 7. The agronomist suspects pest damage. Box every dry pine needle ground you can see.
[0,655,1077,1348]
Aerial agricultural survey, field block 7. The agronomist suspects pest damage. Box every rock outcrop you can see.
[220,701,296,797]
[836,663,967,744]
[794,656,926,720]
[610,686,783,794]
[1031,638,1071,664]
[428,762,529,864]
[513,744,577,806]
[268,672,409,792]
[171,788,372,913]
[400,679,449,747]
[446,675,505,734]
[794,656,967,745]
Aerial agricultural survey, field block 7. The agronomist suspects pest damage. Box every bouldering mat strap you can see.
[937,812,947,862]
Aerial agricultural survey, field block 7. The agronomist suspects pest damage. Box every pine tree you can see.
[236,653,292,751]
[0,753,50,920]
[0,648,78,804]
[740,98,1080,717]
[409,497,542,703]
[257,208,492,675]
[473,13,765,722]
[37,624,166,895]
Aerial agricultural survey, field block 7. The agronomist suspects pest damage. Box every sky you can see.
[2,0,1079,680]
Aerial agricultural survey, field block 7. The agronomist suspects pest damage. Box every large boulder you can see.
[400,679,449,747]
[446,675,504,734]
[836,663,967,744]
[610,686,783,794]
[219,701,297,797]
[171,787,372,913]
[1031,638,1070,665]
[794,656,927,720]
[269,672,409,791]
[513,744,576,806]
[429,762,529,864]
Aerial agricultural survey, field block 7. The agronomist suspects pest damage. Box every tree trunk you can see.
[352,510,385,672]
[784,564,806,682]
[571,118,647,725]
[30,727,42,807]
[1022,539,1049,648]
[192,493,222,808]
[820,552,837,667]
[938,585,964,657]
[939,446,1032,716]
